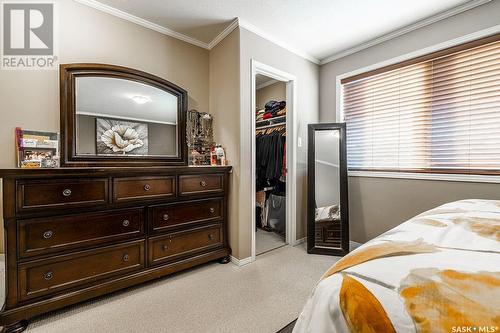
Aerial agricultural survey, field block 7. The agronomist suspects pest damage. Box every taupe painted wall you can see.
[148,123,177,156]
[320,0,500,243]
[256,81,286,109]
[349,177,500,242]
[0,0,209,252]
[209,28,319,259]
[239,27,320,258]
[77,115,97,155]
[0,0,209,171]
[208,29,241,257]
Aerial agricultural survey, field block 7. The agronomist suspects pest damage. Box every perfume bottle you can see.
[210,146,218,166]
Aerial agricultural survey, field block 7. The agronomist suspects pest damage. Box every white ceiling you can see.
[76,77,178,124]
[78,0,487,63]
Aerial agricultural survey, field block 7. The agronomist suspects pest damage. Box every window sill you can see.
[348,170,500,184]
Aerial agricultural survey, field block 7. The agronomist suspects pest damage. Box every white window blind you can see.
[342,35,500,174]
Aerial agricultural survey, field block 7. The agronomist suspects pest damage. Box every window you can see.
[342,34,500,175]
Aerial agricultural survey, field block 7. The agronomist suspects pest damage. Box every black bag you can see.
[267,194,286,234]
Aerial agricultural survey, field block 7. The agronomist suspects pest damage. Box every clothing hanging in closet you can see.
[256,129,286,191]
[255,125,286,233]
[255,99,287,234]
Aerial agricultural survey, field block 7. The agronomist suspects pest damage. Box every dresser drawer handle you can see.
[122,254,129,262]
[43,230,53,239]
[163,214,170,221]
[200,181,207,187]
[62,189,72,197]
[209,208,215,214]
[43,271,53,280]
[122,220,130,227]
[162,245,168,251]
[144,184,151,191]
[208,234,215,240]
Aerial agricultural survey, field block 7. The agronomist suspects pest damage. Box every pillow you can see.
[315,204,340,222]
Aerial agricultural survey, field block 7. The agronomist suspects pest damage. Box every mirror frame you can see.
[60,63,187,167]
[307,123,349,256]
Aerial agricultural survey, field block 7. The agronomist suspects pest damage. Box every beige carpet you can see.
[256,228,286,255]
[2,244,338,333]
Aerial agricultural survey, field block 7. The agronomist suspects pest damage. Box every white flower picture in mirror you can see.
[96,117,149,155]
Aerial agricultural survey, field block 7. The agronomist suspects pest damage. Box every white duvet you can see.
[294,199,500,333]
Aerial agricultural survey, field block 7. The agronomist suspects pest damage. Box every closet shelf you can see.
[256,122,287,130]
[256,115,286,125]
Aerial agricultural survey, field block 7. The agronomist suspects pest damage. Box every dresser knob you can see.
[209,208,215,214]
[163,214,170,221]
[122,254,129,262]
[122,220,130,227]
[162,245,168,251]
[144,184,151,191]
[200,181,207,187]
[43,230,53,239]
[62,189,72,197]
[43,271,53,280]
[208,234,214,240]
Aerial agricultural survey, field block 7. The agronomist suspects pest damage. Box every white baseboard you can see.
[229,240,362,265]
[230,255,253,266]
[293,237,306,246]
[349,241,363,251]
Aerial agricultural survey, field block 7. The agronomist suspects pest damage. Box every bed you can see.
[294,199,500,333]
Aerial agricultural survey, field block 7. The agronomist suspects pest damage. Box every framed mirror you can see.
[307,123,349,256]
[60,63,187,167]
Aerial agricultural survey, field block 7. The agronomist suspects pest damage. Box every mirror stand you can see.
[307,123,349,256]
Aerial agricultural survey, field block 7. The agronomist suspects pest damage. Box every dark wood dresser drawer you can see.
[18,208,144,258]
[149,225,222,265]
[0,166,231,330]
[151,198,223,233]
[18,240,144,301]
[16,178,108,212]
[315,221,341,248]
[178,174,224,196]
[113,176,175,202]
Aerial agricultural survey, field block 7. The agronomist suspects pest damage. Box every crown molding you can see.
[73,0,488,66]
[238,19,320,65]
[73,0,237,51]
[73,0,320,64]
[74,0,321,64]
[320,0,492,64]
[208,18,240,49]
[72,0,314,64]
[73,0,210,49]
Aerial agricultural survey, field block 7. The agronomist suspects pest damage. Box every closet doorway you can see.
[251,60,297,261]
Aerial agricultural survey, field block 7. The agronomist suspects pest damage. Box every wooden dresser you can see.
[0,166,231,332]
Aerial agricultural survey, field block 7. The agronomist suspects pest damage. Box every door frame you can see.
[250,59,298,261]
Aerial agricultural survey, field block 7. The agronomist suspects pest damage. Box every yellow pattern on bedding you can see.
[340,274,396,333]
[451,216,500,241]
[294,199,500,333]
[400,269,500,333]
[322,239,437,279]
